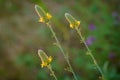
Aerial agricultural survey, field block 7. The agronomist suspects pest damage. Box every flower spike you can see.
[35,5,52,24]
[65,13,80,29]
[38,49,52,68]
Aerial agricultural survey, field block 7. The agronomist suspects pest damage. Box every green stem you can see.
[76,28,105,80]
[48,65,58,80]
[47,23,78,80]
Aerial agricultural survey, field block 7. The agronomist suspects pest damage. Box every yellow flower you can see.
[35,5,52,24]
[39,17,45,22]
[48,56,52,62]
[38,49,53,68]
[70,21,80,28]
[65,13,80,29]
[41,62,47,68]
[46,13,52,20]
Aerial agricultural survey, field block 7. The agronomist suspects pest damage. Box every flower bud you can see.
[35,5,52,24]
[38,49,52,68]
[65,13,80,29]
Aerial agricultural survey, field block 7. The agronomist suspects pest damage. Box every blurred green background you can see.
[0,0,120,80]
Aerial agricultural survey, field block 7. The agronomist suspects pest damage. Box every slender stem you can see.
[47,23,78,80]
[47,23,66,57]
[48,65,58,80]
[76,28,105,80]
[66,57,77,80]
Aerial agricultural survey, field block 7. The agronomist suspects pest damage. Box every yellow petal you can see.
[76,21,80,26]
[41,63,44,68]
[46,13,52,19]
[39,17,45,22]
[48,56,52,62]
[70,24,74,28]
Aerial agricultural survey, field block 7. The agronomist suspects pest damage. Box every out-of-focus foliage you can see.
[0,0,120,80]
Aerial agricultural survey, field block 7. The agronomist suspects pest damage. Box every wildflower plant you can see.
[38,49,58,80]
[65,13,106,80]
[35,5,78,80]
[35,4,107,80]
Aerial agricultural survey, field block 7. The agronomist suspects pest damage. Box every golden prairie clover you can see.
[35,5,52,24]
[65,13,80,29]
[38,50,52,68]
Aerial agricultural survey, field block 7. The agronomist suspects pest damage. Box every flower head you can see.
[35,5,52,24]
[65,13,80,29]
[38,49,53,68]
